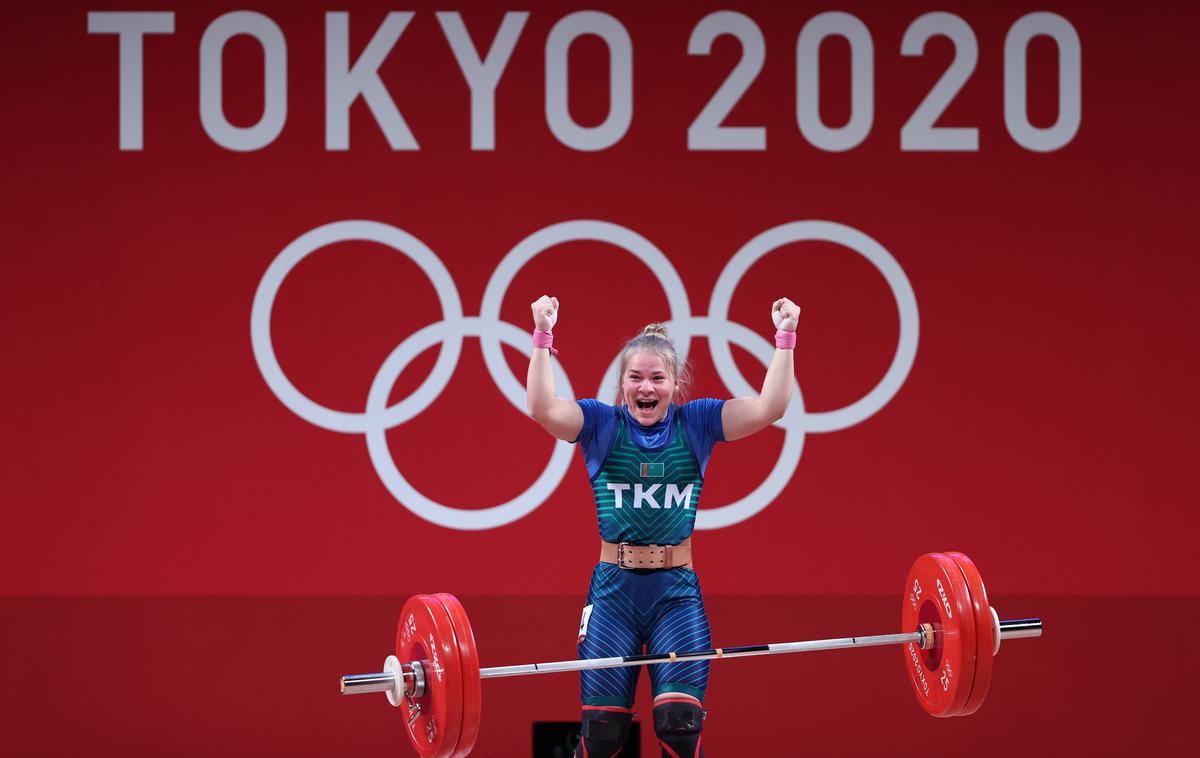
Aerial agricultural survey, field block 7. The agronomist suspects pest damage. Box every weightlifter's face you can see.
[621,350,676,426]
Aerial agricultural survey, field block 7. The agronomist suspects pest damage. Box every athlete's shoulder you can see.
[578,398,618,414]
[679,398,725,441]
[680,398,725,416]
[578,400,619,417]
[577,399,622,435]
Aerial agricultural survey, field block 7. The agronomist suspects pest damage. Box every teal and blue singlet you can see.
[573,399,724,707]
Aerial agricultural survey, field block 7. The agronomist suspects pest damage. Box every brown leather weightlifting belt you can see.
[600,537,693,570]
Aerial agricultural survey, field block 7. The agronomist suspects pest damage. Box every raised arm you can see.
[526,295,583,441]
[721,297,800,441]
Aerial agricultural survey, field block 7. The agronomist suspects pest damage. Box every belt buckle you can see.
[617,542,630,569]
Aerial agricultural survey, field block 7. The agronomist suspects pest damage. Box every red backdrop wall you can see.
[2,1,1196,755]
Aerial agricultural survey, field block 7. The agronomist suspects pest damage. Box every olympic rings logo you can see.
[250,220,919,531]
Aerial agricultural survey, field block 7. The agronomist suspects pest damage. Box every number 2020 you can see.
[689,10,1081,153]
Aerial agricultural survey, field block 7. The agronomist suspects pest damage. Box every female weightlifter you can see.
[526,295,800,758]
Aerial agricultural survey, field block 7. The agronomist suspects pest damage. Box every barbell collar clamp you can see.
[342,658,427,700]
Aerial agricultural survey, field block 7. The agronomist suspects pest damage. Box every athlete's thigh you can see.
[646,572,711,698]
[578,564,643,706]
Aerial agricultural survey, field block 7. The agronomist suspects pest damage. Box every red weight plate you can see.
[434,594,482,758]
[396,595,464,758]
[901,553,977,717]
[946,552,995,717]
[931,553,979,718]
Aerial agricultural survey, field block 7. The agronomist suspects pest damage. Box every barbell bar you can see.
[343,619,1041,693]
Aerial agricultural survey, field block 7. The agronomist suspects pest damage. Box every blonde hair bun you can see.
[641,323,670,339]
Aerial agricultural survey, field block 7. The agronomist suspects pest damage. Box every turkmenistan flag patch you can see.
[640,462,664,478]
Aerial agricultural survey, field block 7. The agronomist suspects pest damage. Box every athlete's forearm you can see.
[755,345,794,420]
[526,348,557,418]
[526,350,583,439]
[755,297,800,420]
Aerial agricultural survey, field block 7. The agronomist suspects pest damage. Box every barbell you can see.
[340,551,1042,757]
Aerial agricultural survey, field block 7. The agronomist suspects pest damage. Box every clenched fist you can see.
[772,297,800,332]
[531,295,559,331]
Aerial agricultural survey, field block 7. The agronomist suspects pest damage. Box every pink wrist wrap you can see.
[775,329,796,350]
[533,329,559,355]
